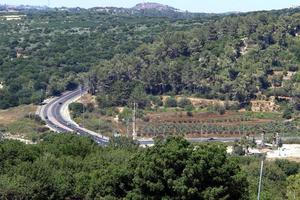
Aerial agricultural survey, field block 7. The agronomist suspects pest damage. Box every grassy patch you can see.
[5,118,50,141]
[74,112,116,137]
[0,105,51,141]
[0,104,37,125]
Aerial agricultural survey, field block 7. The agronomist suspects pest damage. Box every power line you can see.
[257,156,264,200]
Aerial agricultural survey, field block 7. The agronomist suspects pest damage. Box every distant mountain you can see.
[0,2,216,19]
[91,2,215,19]
[132,2,180,12]
[0,4,51,12]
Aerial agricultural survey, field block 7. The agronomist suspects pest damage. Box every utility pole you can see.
[98,117,101,136]
[257,156,264,200]
[80,85,84,128]
[132,102,137,140]
[260,131,265,148]
[40,88,43,104]
[126,119,129,137]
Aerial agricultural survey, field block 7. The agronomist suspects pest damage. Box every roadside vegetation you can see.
[0,105,50,141]
[0,134,300,199]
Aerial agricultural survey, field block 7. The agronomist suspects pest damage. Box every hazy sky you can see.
[2,0,300,13]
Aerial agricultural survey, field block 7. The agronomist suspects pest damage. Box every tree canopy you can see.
[0,134,248,199]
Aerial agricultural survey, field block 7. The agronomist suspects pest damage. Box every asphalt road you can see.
[41,88,109,145]
[40,88,240,146]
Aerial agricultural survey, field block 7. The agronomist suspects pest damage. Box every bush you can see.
[96,95,113,108]
[86,103,94,112]
[186,111,193,117]
[282,105,293,119]
[214,103,226,115]
[69,102,84,117]
[233,144,245,156]
[289,65,298,72]
[177,98,192,108]
[165,97,177,108]
[148,95,163,107]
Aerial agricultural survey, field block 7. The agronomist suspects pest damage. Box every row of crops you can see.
[159,116,255,124]
[139,121,299,137]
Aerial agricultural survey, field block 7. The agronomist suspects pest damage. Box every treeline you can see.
[0,134,300,199]
[0,135,248,199]
[91,9,300,108]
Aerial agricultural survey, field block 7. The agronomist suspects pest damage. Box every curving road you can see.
[39,88,240,146]
[40,88,109,145]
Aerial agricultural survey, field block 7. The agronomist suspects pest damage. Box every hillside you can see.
[90,7,300,113]
[1,6,300,114]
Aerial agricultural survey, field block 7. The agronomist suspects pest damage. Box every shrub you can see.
[213,103,226,115]
[289,65,298,72]
[69,102,84,117]
[165,97,177,108]
[187,111,193,117]
[96,95,113,108]
[148,95,163,107]
[282,107,293,119]
[86,103,94,112]
[177,98,192,108]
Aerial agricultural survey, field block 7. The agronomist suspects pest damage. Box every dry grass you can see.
[78,93,97,106]
[0,104,37,125]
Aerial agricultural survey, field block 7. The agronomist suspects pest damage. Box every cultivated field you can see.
[137,111,298,138]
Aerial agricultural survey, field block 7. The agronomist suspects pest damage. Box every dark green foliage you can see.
[129,84,150,109]
[96,95,114,108]
[233,144,246,156]
[128,137,248,199]
[275,159,300,176]
[90,9,300,109]
[69,102,85,117]
[148,95,163,107]
[2,8,300,110]
[165,97,177,107]
[282,106,293,119]
[0,135,248,199]
[237,156,300,200]
[0,11,169,108]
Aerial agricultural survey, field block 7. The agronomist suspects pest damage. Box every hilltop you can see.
[132,2,180,12]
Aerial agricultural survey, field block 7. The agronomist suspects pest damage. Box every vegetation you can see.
[2,7,300,112]
[0,10,170,108]
[0,135,248,199]
[90,8,300,113]
[140,120,299,138]
[0,134,299,199]
[238,157,300,200]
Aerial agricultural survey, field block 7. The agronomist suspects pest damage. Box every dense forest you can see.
[0,134,300,199]
[2,7,300,109]
[0,10,175,108]
[91,9,300,108]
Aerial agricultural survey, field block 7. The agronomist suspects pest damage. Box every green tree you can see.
[165,97,177,108]
[127,137,248,199]
[287,173,300,200]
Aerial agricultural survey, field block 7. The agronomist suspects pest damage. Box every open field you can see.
[0,105,50,141]
[0,104,37,125]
